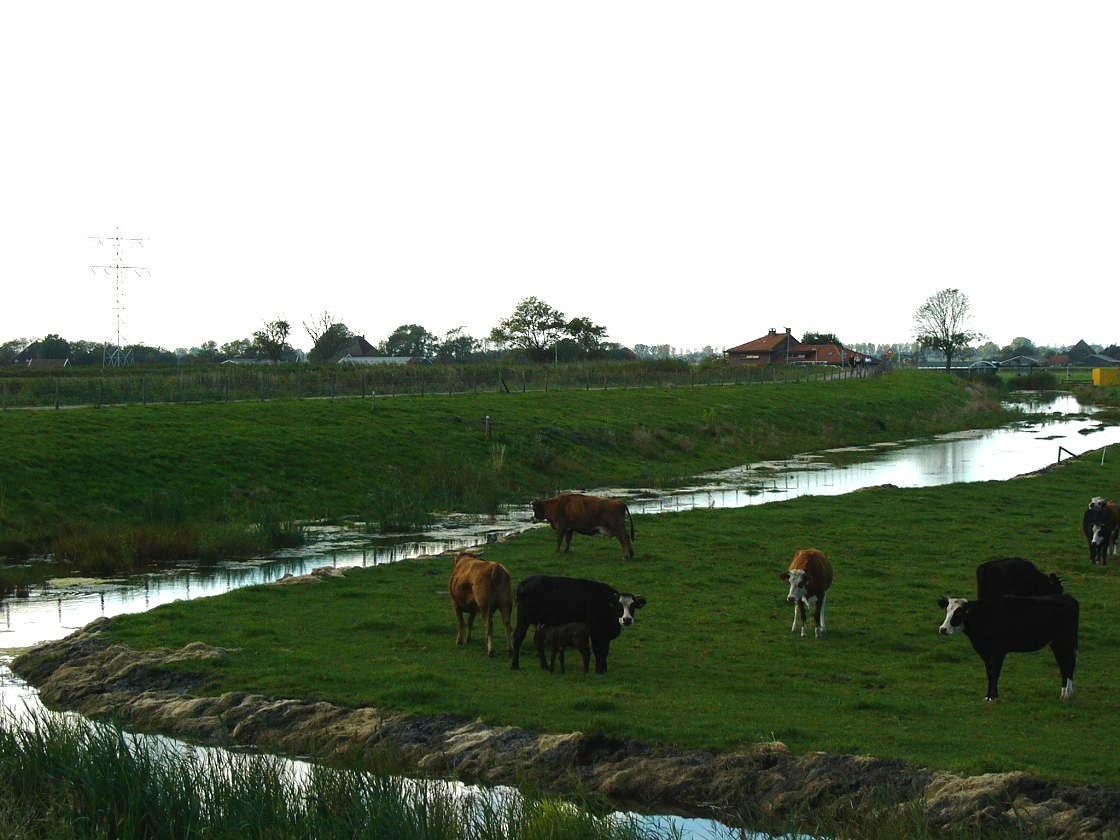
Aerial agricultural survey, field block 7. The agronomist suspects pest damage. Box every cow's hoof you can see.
[487,649,496,658]
[985,696,999,703]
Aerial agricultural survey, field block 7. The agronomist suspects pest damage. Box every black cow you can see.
[1081,496,1119,564]
[511,575,646,674]
[938,593,1078,701]
[976,557,1062,600]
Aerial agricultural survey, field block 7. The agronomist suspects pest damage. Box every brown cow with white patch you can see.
[530,493,635,558]
[448,552,513,657]
[778,549,834,638]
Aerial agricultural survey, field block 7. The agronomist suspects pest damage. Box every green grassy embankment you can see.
[0,371,1005,571]
[108,443,1120,789]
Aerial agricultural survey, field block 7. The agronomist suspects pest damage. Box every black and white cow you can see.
[975,557,1062,600]
[937,593,1079,701]
[1081,497,1119,565]
[511,575,646,674]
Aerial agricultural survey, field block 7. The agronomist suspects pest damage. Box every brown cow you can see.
[778,549,834,638]
[448,552,513,657]
[530,493,635,558]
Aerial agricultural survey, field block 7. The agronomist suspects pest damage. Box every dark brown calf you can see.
[534,622,591,673]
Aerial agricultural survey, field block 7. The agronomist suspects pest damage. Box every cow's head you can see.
[617,593,646,626]
[1089,496,1108,512]
[530,499,549,522]
[778,568,813,603]
[937,596,969,635]
[1090,522,1109,546]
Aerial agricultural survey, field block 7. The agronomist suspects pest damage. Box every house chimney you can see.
[785,327,791,335]
[768,327,776,335]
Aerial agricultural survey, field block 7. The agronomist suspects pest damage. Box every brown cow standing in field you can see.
[531,493,635,558]
[778,549,834,638]
[448,552,513,657]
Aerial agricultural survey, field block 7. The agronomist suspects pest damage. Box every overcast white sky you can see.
[3,2,1118,354]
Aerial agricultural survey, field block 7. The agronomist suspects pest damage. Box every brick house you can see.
[726,328,873,366]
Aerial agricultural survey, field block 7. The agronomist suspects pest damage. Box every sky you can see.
[3,2,1118,355]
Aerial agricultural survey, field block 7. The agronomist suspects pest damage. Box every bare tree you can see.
[912,288,984,371]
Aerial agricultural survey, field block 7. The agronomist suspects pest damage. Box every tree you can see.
[565,316,608,355]
[0,337,30,364]
[912,289,984,371]
[191,341,221,362]
[221,338,255,359]
[26,334,71,360]
[435,326,479,363]
[802,332,840,345]
[489,297,568,360]
[307,322,353,363]
[252,319,292,363]
[383,324,437,358]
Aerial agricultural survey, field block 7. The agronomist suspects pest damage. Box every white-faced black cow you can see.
[778,549,834,638]
[975,557,1063,600]
[1082,497,1119,565]
[937,593,1079,701]
[511,575,645,673]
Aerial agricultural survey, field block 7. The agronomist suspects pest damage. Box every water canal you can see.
[1,391,1116,838]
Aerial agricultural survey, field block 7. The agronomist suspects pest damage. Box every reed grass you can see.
[0,709,683,840]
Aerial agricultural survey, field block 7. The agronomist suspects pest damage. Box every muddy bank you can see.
[11,618,1118,839]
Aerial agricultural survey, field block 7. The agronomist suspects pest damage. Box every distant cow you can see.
[531,493,635,558]
[534,622,591,673]
[938,593,1079,701]
[511,575,646,673]
[1081,497,1119,564]
[778,549,834,638]
[976,557,1063,600]
[448,553,513,657]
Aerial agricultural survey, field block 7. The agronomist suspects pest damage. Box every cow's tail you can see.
[626,505,635,541]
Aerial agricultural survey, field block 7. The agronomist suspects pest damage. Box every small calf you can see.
[534,622,591,673]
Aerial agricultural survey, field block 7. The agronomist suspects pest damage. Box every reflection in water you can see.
[0,391,1109,839]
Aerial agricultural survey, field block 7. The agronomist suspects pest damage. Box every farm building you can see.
[725,328,874,367]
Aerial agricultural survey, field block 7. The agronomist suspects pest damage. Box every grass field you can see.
[0,371,1008,570]
[107,441,1120,789]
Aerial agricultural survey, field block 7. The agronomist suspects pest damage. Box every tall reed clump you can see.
[0,710,681,840]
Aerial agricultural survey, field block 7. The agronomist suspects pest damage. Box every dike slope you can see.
[12,617,1119,839]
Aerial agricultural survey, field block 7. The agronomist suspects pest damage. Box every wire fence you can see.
[0,361,883,410]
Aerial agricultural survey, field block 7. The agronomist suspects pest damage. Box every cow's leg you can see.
[984,650,1007,701]
[538,638,551,671]
[579,645,590,673]
[511,617,531,670]
[1052,641,1077,700]
[554,528,565,553]
[791,601,805,635]
[454,608,467,645]
[483,608,495,657]
[618,529,635,559]
[464,610,476,644]
[563,530,574,552]
[558,647,566,674]
[498,604,513,656]
[814,593,827,638]
[591,637,610,674]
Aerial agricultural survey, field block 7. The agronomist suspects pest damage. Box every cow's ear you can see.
[633,595,647,609]
[937,597,949,609]
[779,571,790,581]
